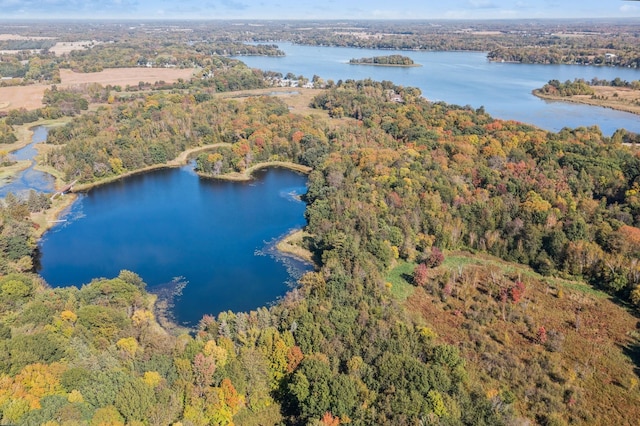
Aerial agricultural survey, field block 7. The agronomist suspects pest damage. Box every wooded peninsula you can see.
[0,19,639,426]
[534,78,640,116]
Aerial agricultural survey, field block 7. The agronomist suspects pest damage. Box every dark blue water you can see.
[0,126,55,197]
[237,44,640,135]
[38,166,310,325]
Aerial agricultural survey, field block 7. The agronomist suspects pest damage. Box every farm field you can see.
[0,67,195,111]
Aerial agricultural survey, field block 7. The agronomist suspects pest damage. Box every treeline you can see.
[0,87,91,127]
[0,121,18,145]
[349,55,415,66]
[0,55,59,84]
[193,42,284,57]
[61,40,281,73]
[590,76,640,89]
[488,47,640,68]
[537,79,595,96]
[0,39,56,51]
[45,92,294,182]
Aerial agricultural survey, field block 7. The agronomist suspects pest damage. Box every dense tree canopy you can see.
[0,71,639,424]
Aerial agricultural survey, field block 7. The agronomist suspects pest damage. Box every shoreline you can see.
[275,229,316,266]
[0,118,72,154]
[532,89,640,116]
[71,143,232,192]
[31,192,77,238]
[0,160,32,185]
[33,151,315,334]
[348,62,421,67]
[198,161,312,181]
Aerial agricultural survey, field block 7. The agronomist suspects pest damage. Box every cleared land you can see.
[48,40,100,56]
[0,85,48,110]
[0,34,53,41]
[534,86,640,115]
[59,67,194,87]
[0,68,195,111]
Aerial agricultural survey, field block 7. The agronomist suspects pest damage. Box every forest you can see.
[0,19,639,426]
[0,73,638,424]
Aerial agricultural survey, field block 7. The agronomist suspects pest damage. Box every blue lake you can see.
[237,43,640,135]
[37,166,311,326]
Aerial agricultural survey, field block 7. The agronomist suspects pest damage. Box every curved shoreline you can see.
[198,161,312,181]
[275,229,316,266]
[71,143,232,192]
[42,151,312,237]
[38,154,315,333]
[532,89,640,116]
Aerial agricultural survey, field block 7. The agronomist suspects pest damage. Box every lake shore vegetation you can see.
[0,22,639,424]
[534,78,640,116]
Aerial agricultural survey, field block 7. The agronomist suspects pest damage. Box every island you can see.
[349,54,420,67]
[533,78,640,115]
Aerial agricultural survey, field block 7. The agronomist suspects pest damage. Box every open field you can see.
[0,34,53,41]
[0,68,196,111]
[0,85,48,110]
[534,85,640,115]
[49,40,100,56]
[214,87,326,116]
[59,67,195,87]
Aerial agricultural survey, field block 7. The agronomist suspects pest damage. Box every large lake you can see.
[38,166,310,326]
[237,43,640,135]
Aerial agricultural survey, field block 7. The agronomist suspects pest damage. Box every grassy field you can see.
[398,250,640,424]
[386,261,416,301]
[534,85,640,116]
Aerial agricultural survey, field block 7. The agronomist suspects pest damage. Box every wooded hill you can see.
[0,76,639,424]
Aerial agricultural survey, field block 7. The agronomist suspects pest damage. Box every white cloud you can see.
[620,4,640,13]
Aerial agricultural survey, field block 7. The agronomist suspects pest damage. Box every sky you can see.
[0,0,639,20]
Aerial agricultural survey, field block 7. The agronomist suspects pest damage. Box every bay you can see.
[38,166,311,326]
[237,43,640,135]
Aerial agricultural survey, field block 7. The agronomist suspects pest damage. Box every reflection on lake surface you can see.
[38,167,311,326]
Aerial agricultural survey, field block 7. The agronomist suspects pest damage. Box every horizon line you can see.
[1,17,639,22]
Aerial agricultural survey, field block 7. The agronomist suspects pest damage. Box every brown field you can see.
[59,68,195,88]
[0,85,48,110]
[534,85,640,115]
[49,40,100,56]
[400,252,640,425]
[0,68,195,111]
